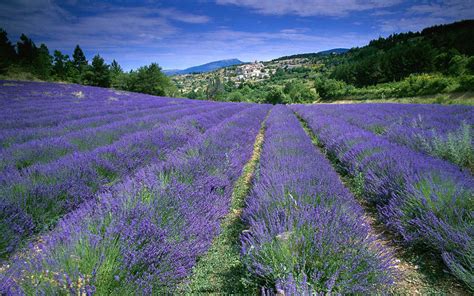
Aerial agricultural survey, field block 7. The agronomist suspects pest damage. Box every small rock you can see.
[276,231,292,241]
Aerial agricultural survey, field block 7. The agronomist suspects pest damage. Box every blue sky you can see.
[1,0,473,70]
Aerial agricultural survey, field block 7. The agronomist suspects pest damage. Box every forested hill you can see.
[331,20,474,87]
[272,48,349,61]
[172,20,474,104]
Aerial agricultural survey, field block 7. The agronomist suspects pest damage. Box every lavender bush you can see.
[292,104,473,290]
[0,82,255,258]
[309,103,473,171]
[0,103,247,258]
[1,104,269,294]
[241,106,394,294]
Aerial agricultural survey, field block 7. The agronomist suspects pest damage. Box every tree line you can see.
[0,29,176,96]
[330,20,474,87]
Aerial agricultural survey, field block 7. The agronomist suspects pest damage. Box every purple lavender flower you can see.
[241,106,395,294]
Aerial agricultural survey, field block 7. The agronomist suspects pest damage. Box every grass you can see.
[326,91,474,106]
[179,113,268,294]
[293,111,469,295]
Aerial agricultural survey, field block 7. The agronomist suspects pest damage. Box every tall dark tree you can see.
[52,50,69,80]
[109,59,127,89]
[0,28,16,73]
[206,75,224,100]
[83,54,110,87]
[17,34,37,64]
[33,44,52,79]
[110,59,122,74]
[72,45,87,71]
[65,59,81,83]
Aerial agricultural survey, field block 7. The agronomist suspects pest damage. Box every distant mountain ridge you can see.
[273,48,349,61]
[164,59,244,76]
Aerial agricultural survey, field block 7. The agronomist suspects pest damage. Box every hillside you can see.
[273,48,349,61]
[163,59,244,76]
[172,20,474,104]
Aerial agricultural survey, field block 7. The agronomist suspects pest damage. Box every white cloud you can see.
[158,8,210,24]
[407,0,474,19]
[0,1,209,50]
[216,0,402,17]
[379,0,474,33]
[379,17,448,33]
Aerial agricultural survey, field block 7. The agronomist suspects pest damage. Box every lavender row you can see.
[0,82,191,129]
[240,106,394,294]
[0,103,218,171]
[292,105,474,290]
[313,104,473,170]
[0,104,246,259]
[1,105,269,294]
[0,81,186,114]
[315,103,473,133]
[0,102,193,148]
[0,100,182,129]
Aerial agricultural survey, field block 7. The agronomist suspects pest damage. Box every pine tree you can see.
[110,59,123,74]
[33,44,52,79]
[17,34,36,64]
[0,28,16,73]
[72,45,87,71]
[109,59,127,89]
[84,54,110,87]
[206,75,224,100]
[53,50,70,80]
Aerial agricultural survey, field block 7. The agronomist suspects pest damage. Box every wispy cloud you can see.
[379,17,447,33]
[158,8,210,24]
[378,0,474,33]
[407,0,474,19]
[0,1,208,50]
[216,0,402,17]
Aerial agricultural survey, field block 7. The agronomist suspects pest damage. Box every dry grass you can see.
[324,92,474,106]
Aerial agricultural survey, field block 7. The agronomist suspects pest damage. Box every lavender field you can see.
[0,81,472,295]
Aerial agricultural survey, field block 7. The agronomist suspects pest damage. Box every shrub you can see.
[314,77,352,100]
[428,122,473,171]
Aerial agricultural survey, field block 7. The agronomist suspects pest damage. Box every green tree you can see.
[227,90,244,102]
[265,87,285,104]
[128,63,172,96]
[52,50,69,80]
[206,75,224,100]
[72,45,88,73]
[434,50,458,73]
[448,55,468,75]
[0,28,16,73]
[83,54,110,87]
[17,34,36,64]
[109,59,128,89]
[466,56,474,75]
[282,80,317,103]
[315,77,349,100]
[33,44,52,79]
[110,59,122,75]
